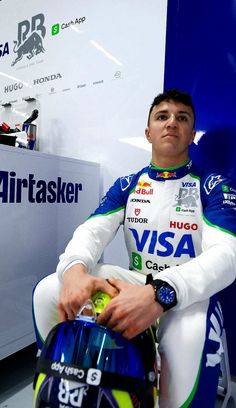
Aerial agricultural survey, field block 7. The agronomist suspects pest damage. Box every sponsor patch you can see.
[156,171,176,179]
[132,252,142,270]
[174,187,199,208]
[204,175,223,195]
[120,175,134,191]
[129,228,196,258]
[145,261,170,271]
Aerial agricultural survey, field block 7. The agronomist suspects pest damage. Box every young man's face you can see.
[145,100,196,166]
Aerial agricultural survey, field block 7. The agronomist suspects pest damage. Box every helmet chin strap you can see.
[76,299,97,322]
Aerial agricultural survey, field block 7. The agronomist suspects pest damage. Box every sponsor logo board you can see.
[0,170,82,203]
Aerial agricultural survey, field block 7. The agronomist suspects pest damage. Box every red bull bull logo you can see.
[156,171,177,179]
[135,179,153,195]
[137,180,152,187]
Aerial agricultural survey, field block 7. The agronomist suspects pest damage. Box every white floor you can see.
[0,344,236,408]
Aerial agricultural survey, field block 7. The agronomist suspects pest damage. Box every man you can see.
[33,89,236,407]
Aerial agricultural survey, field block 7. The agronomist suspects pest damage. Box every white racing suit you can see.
[33,159,236,407]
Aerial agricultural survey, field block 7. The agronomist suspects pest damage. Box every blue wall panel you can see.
[165,0,236,375]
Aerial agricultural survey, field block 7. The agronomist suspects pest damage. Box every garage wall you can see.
[0,0,168,266]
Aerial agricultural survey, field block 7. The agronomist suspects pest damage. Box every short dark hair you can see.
[147,88,195,127]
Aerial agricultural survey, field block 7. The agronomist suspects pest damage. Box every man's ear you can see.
[145,127,152,144]
[189,130,196,145]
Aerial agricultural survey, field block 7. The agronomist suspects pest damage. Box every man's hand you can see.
[97,278,164,339]
[58,264,118,322]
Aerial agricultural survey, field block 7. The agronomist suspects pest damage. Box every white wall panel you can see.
[0,0,167,266]
[0,146,100,358]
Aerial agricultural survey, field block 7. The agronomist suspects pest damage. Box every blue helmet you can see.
[34,297,157,407]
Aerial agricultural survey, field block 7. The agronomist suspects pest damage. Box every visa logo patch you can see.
[129,228,195,257]
[182,182,196,187]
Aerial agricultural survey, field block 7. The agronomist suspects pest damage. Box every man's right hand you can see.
[58,263,118,322]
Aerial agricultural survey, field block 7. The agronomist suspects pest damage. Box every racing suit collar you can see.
[148,159,192,181]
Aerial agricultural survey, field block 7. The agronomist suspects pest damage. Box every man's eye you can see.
[157,115,167,121]
[178,116,188,122]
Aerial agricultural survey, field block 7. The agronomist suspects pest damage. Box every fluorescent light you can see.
[0,71,31,87]
[70,25,84,34]
[11,108,29,118]
[90,40,123,66]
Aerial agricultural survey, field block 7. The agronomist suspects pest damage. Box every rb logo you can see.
[12,13,46,66]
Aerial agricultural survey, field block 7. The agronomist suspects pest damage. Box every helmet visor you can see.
[40,319,146,379]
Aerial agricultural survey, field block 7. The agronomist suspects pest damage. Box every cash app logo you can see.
[222,185,229,192]
[132,252,142,270]
[52,23,60,36]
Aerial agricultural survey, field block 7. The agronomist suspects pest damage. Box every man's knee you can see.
[33,273,61,346]
[33,273,60,306]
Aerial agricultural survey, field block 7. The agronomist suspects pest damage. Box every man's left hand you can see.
[97,278,164,339]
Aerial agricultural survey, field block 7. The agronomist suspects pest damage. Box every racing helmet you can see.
[34,293,157,408]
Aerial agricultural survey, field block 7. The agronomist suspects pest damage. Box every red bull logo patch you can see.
[156,171,177,179]
[137,180,152,187]
[135,180,153,195]
[135,179,153,195]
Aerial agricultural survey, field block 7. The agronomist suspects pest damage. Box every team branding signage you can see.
[0,41,10,58]
[0,170,82,203]
[33,73,62,85]
[12,13,46,66]
[52,16,86,36]
[2,73,62,93]
[4,82,23,93]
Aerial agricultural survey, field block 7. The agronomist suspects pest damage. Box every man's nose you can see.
[167,114,177,127]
